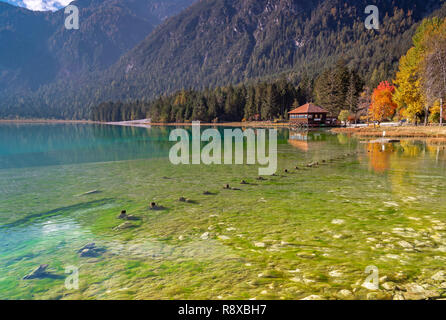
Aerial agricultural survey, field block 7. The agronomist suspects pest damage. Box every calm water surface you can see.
[0,123,445,299]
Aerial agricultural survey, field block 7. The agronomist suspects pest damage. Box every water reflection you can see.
[365,140,446,173]
[0,124,177,169]
[288,131,327,152]
[0,124,296,169]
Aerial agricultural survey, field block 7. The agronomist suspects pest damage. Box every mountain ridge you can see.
[1,0,446,119]
[0,0,195,92]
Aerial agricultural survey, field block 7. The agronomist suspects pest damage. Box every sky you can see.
[1,0,72,11]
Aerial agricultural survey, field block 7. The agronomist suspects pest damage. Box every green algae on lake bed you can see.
[0,124,445,300]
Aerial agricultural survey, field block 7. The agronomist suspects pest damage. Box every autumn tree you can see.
[393,18,446,125]
[369,81,397,124]
[393,46,425,124]
[421,19,446,125]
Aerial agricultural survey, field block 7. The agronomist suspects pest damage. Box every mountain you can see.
[0,0,195,93]
[1,0,446,119]
[103,0,445,99]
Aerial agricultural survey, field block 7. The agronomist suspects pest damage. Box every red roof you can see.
[288,103,328,114]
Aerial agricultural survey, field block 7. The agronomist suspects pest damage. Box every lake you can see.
[0,123,445,299]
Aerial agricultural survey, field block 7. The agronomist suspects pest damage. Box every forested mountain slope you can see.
[0,0,195,93]
[1,0,446,119]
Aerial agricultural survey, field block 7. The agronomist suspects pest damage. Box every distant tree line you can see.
[92,60,367,124]
[91,78,314,122]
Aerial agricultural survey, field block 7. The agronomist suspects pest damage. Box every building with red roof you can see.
[288,103,329,127]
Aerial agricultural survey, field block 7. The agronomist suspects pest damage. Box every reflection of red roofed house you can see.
[288,103,328,127]
[288,132,309,151]
[288,132,325,152]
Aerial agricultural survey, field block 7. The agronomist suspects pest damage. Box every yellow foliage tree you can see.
[393,47,425,123]
[393,18,446,124]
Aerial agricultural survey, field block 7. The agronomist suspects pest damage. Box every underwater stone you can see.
[200,232,210,240]
[118,210,127,219]
[23,264,49,280]
[113,222,136,231]
[78,243,105,257]
[301,295,323,300]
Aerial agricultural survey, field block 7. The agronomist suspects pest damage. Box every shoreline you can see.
[0,119,98,124]
[332,126,446,138]
[2,119,446,141]
[0,119,294,128]
[107,120,294,128]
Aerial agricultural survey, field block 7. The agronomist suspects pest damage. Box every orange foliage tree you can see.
[369,81,398,124]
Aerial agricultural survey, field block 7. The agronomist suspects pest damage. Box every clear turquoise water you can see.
[0,123,445,300]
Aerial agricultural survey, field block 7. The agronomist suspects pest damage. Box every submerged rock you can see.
[382,282,397,291]
[149,202,165,210]
[398,240,413,249]
[117,210,139,221]
[23,264,49,280]
[78,242,106,258]
[118,210,127,219]
[431,271,446,282]
[78,190,101,196]
[402,283,439,300]
[78,243,96,252]
[78,243,106,258]
[337,289,353,299]
[329,270,343,278]
[113,222,137,231]
[200,232,210,240]
[393,293,405,300]
[301,295,323,300]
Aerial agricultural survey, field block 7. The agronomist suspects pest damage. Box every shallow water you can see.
[0,123,445,300]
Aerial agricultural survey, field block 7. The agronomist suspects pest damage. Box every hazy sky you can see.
[1,0,72,11]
